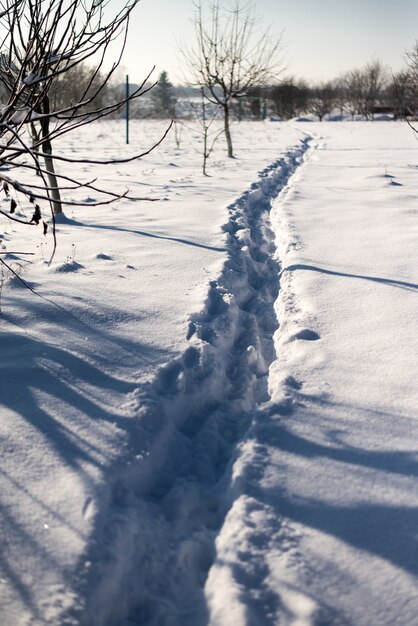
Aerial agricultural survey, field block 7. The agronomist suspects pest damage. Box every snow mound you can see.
[52,260,85,273]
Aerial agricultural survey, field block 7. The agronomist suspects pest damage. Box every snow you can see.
[0,119,417,625]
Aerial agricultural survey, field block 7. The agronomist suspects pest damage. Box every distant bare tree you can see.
[406,41,418,69]
[0,0,168,264]
[332,77,349,118]
[387,70,415,119]
[47,62,112,114]
[246,85,264,120]
[405,42,418,116]
[270,78,309,120]
[343,69,367,119]
[343,62,386,120]
[181,0,282,158]
[393,42,418,135]
[308,82,336,121]
[362,61,387,119]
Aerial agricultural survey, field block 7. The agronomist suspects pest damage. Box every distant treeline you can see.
[130,57,417,121]
[4,50,414,122]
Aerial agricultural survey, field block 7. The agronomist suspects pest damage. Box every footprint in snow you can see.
[290,329,320,342]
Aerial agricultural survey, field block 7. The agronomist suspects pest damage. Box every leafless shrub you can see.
[187,88,224,175]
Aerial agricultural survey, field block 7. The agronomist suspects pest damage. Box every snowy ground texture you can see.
[0,120,417,626]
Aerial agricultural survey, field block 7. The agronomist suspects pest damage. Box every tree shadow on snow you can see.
[0,291,173,621]
[253,399,418,580]
[282,263,418,292]
[65,217,226,253]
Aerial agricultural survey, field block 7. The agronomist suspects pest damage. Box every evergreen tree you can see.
[151,71,176,118]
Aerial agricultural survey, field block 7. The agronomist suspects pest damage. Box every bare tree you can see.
[390,42,418,137]
[181,0,282,158]
[332,76,349,119]
[244,84,267,120]
[362,61,386,119]
[387,71,414,119]
[47,62,113,115]
[403,42,418,120]
[0,0,168,265]
[343,62,387,120]
[308,82,336,121]
[343,69,367,119]
[270,78,309,120]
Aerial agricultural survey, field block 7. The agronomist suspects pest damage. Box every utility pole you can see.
[126,75,129,144]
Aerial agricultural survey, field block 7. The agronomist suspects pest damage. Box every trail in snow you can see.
[76,135,313,626]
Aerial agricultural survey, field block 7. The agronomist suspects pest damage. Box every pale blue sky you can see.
[120,0,418,85]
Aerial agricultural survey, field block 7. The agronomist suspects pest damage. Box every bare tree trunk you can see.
[203,130,208,176]
[43,149,62,215]
[40,95,62,215]
[30,122,41,177]
[223,104,233,158]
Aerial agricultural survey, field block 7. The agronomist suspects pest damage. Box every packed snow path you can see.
[80,138,312,626]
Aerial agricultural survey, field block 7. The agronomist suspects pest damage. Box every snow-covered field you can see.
[0,119,417,626]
